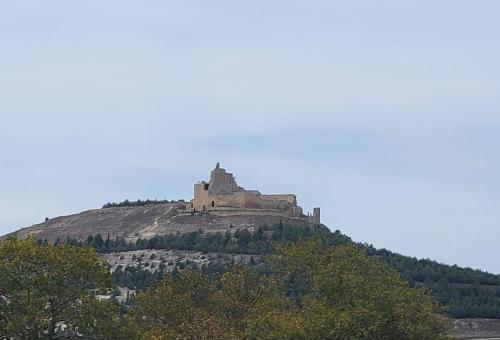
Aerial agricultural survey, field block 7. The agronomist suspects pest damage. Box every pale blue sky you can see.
[1,1,499,272]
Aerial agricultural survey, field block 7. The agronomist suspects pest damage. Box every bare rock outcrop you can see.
[4,202,318,242]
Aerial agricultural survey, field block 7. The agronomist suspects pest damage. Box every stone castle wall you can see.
[189,163,319,224]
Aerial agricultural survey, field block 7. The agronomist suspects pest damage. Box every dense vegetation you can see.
[102,199,184,209]
[59,222,500,319]
[63,223,350,254]
[133,240,447,339]
[369,247,500,319]
[0,237,448,339]
[0,238,136,339]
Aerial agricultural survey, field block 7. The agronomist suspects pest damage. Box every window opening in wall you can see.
[212,201,215,207]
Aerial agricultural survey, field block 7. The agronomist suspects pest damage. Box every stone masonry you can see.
[188,163,320,225]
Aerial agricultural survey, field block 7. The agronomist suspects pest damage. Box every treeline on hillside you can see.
[0,237,448,339]
[58,223,500,319]
[112,260,236,292]
[102,199,185,209]
[62,223,351,255]
[368,247,500,319]
[113,265,165,292]
[368,247,500,287]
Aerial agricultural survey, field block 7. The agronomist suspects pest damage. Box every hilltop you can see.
[6,202,319,242]
[7,164,321,242]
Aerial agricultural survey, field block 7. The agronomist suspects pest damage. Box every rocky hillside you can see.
[5,203,318,242]
[101,249,263,274]
[448,318,500,339]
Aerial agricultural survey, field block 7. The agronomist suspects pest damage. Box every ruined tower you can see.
[189,163,320,224]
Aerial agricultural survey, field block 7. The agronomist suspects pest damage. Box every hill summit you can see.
[6,164,320,242]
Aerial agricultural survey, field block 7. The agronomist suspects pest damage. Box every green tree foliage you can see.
[63,223,500,319]
[0,237,137,339]
[112,265,164,291]
[65,223,350,254]
[131,267,319,339]
[67,296,139,339]
[368,247,500,318]
[0,236,450,339]
[269,240,448,339]
[132,240,448,339]
[102,199,184,208]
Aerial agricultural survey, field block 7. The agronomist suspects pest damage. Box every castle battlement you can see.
[188,163,320,225]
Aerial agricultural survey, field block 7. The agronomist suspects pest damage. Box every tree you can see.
[131,270,223,339]
[0,237,134,339]
[66,296,139,339]
[131,267,300,339]
[269,239,449,339]
[131,239,449,339]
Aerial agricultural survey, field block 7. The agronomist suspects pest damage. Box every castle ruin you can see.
[188,163,320,225]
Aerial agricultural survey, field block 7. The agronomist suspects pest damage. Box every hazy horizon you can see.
[1,1,500,274]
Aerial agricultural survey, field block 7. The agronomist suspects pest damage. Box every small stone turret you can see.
[313,207,320,225]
